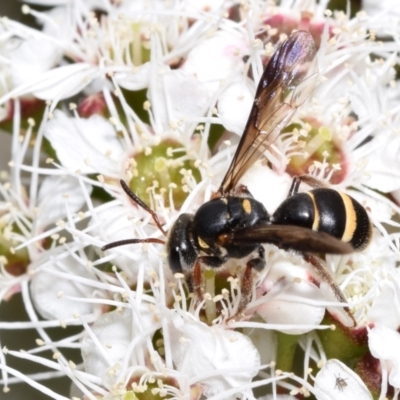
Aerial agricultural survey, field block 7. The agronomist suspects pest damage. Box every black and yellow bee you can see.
[103,31,372,324]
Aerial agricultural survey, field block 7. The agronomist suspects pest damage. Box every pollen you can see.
[21,5,31,14]
[213,294,223,302]
[154,157,167,172]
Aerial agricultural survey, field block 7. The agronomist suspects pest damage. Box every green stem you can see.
[276,332,300,372]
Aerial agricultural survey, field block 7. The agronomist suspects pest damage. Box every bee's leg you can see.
[303,253,356,327]
[287,176,302,197]
[188,256,227,322]
[236,246,266,317]
[287,175,329,197]
[189,255,226,303]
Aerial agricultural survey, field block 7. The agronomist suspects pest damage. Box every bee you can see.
[102,31,372,323]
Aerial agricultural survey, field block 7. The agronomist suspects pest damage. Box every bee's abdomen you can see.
[272,188,372,251]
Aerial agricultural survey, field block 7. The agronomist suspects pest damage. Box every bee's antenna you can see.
[101,180,167,252]
[101,238,165,251]
[119,179,167,236]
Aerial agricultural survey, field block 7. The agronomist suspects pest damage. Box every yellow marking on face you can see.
[198,236,209,249]
[340,192,357,243]
[242,199,252,214]
[307,192,320,230]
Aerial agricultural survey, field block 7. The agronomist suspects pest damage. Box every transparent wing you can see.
[218,30,318,195]
[227,224,353,254]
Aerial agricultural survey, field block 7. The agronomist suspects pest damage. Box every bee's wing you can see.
[225,224,353,254]
[218,30,318,195]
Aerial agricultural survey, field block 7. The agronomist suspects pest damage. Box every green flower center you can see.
[286,122,346,184]
[0,219,30,277]
[128,140,201,210]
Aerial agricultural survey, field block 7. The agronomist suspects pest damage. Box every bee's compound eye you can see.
[166,213,198,274]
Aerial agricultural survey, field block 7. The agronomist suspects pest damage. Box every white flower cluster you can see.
[0,0,400,399]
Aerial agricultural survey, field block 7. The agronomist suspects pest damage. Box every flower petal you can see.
[218,78,255,135]
[366,281,400,329]
[44,111,124,175]
[244,328,277,366]
[314,359,372,400]
[182,31,248,94]
[30,252,100,320]
[256,281,326,335]
[37,176,91,230]
[346,190,393,223]
[240,165,292,215]
[149,69,210,133]
[361,134,400,193]
[2,63,101,103]
[256,251,326,334]
[368,325,400,389]
[115,63,151,91]
[10,38,63,88]
[81,308,156,379]
[95,204,170,284]
[169,315,260,397]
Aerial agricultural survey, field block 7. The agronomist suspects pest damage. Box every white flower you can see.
[253,248,327,334]
[218,77,255,135]
[80,299,260,398]
[368,325,400,390]
[168,313,260,398]
[81,308,160,386]
[148,68,210,134]
[332,231,400,328]
[94,204,170,284]
[314,359,372,400]
[0,167,90,298]
[1,0,400,398]
[45,111,126,176]
[182,30,249,94]
[362,0,400,29]
[9,38,63,89]
[30,250,103,321]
